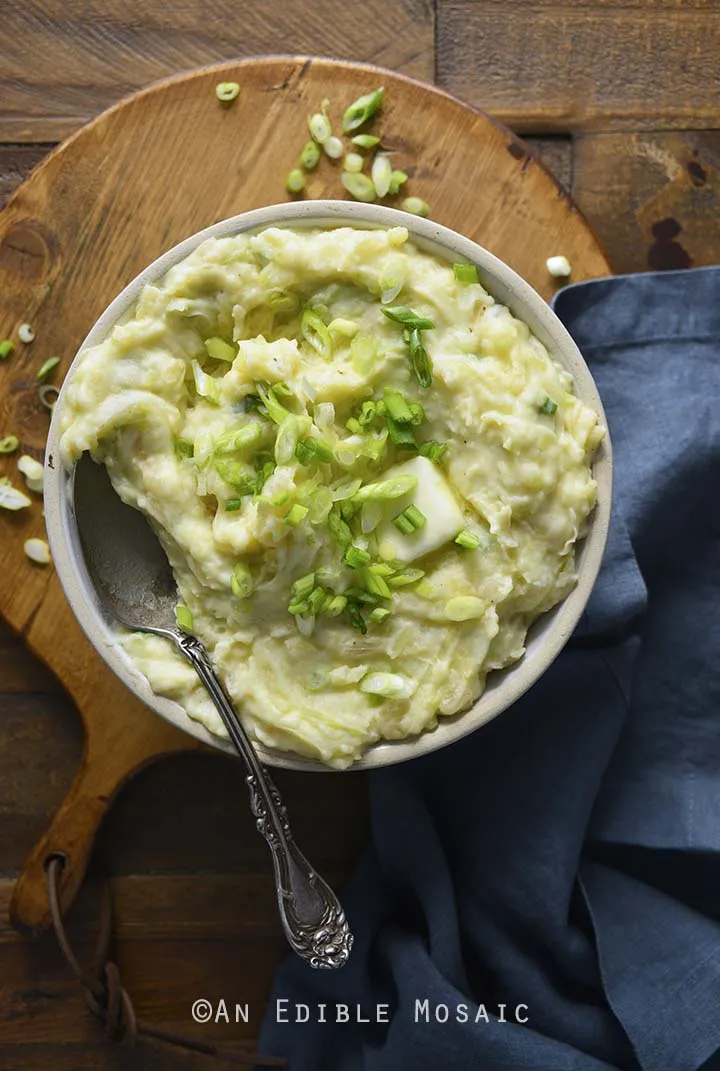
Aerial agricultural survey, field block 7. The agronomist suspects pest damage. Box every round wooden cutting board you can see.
[0,56,610,934]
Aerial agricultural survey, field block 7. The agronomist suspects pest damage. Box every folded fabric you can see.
[259,267,720,1071]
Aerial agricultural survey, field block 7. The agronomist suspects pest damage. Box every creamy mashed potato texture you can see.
[59,226,604,768]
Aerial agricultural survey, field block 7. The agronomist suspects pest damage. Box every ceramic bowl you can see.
[44,201,612,771]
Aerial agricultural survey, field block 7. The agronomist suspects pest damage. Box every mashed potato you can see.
[59,225,604,768]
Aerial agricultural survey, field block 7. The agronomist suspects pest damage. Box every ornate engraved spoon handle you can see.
[175,633,353,969]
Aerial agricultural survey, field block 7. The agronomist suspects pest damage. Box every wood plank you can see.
[0,0,434,143]
[0,934,283,1042]
[437,2,720,133]
[525,137,573,195]
[572,131,720,273]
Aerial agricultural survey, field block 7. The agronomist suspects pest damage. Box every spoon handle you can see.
[175,633,353,970]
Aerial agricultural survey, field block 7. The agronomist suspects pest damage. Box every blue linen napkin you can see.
[258,267,720,1071]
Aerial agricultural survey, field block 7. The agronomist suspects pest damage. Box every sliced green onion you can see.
[39,384,59,410]
[408,327,433,388]
[274,415,306,465]
[205,337,236,362]
[455,528,482,549]
[419,440,448,462]
[0,435,19,454]
[295,436,334,465]
[256,383,290,425]
[369,562,395,577]
[369,606,392,624]
[344,152,364,173]
[328,317,359,339]
[0,340,13,359]
[453,263,479,284]
[345,417,362,435]
[339,498,359,521]
[286,168,306,193]
[385,413,417,449]
[325,594,348,617]
[230,562,254,599]
[328,508,353,547]
[361,566,392,599]
[378,257,407,304]
[349,331,377,373]
[383,388,413,424]
[342,87,384,132]
[305,587,327,615]
[268,290,300,316]
[357,400,376,426]
[214,460,257,494]
[353,474,417,501]
[371,154,392,198]
[18,323,35,343]
[285,503,309,527]
[402,196,430,217]
[408,403,425,425]
[215,423,262,455]
[175,604,193,632]
[174,437,194,459]
[344,587,380,605]
[308,112,332,143]
[24,537,50,565]
[301,307,332,359]
[36,357,60,382]
[323,136,344,159]
[191,360,220,404]
[292,573,316,600]
[300,140,321,170]
[345,602,368,634]
[538,395,558,416]
[330,475,363,501]
[388,170,408,195]
[351,134,381,149]
[387,568,425,588]
[360,671,410,698]
[344,545,372,569]
[381,306,435,330]
[215,81,240,103]
[341,171,377,203]
[393,505,426,534]
[288,599,310,616]
[225,498,242,511]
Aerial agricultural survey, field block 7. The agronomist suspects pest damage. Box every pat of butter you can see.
[375,456,465,564]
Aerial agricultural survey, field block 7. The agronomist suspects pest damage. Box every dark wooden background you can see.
[1,2,718,1068]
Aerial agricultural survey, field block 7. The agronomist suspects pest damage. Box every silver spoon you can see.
[72,454,353,970]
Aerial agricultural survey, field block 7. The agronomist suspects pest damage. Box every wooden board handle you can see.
[10,752,126,934]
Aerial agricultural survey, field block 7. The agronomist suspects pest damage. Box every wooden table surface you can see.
[1,3,718,1068]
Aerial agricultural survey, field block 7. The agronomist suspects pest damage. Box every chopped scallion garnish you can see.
[369,606,392,624]
[0,435,19,454]
[215,82,240,103]
[358,400,377,426]
[342,87,384,133]
[295,436,334,465]
[345,417,362,435]
[192,360,220,404]
[284,503,309,527]
[353,474,417,501]
[214,459,257,494]
[361,566,392,599]
[292,572,316,600]
[301,307,332,359]
[408,328,432,388]
[36,357,60,382]
[383,388,414,424]
[205,337,236,362]
[224,498,242,511]
[351,134,381,149]
[453,263,479,284]
[344,545,372,569]
[381,306,435,330]
[174,438,194,460]
[325,594,348,617]
[387,568,425,588]
[286,168,306,194]
[175,604,193,632]
[307,586,328,615]
[328,508,353,548]
[419,440,448,462]
[300,140,321,170]
[385,413,417,449]
[538,395,558,416]
[215,423,262,455]
[346,602,368,634]
[392,504,426,534]
[256,383,290,425]
[455,528,482,549]
[230,562,254,600]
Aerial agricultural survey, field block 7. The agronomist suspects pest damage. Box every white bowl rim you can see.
[44,200,612,772]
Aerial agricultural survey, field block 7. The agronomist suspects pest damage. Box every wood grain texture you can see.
[0,0,434,143]
[572,131,720,274]
[437,2,720,133]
